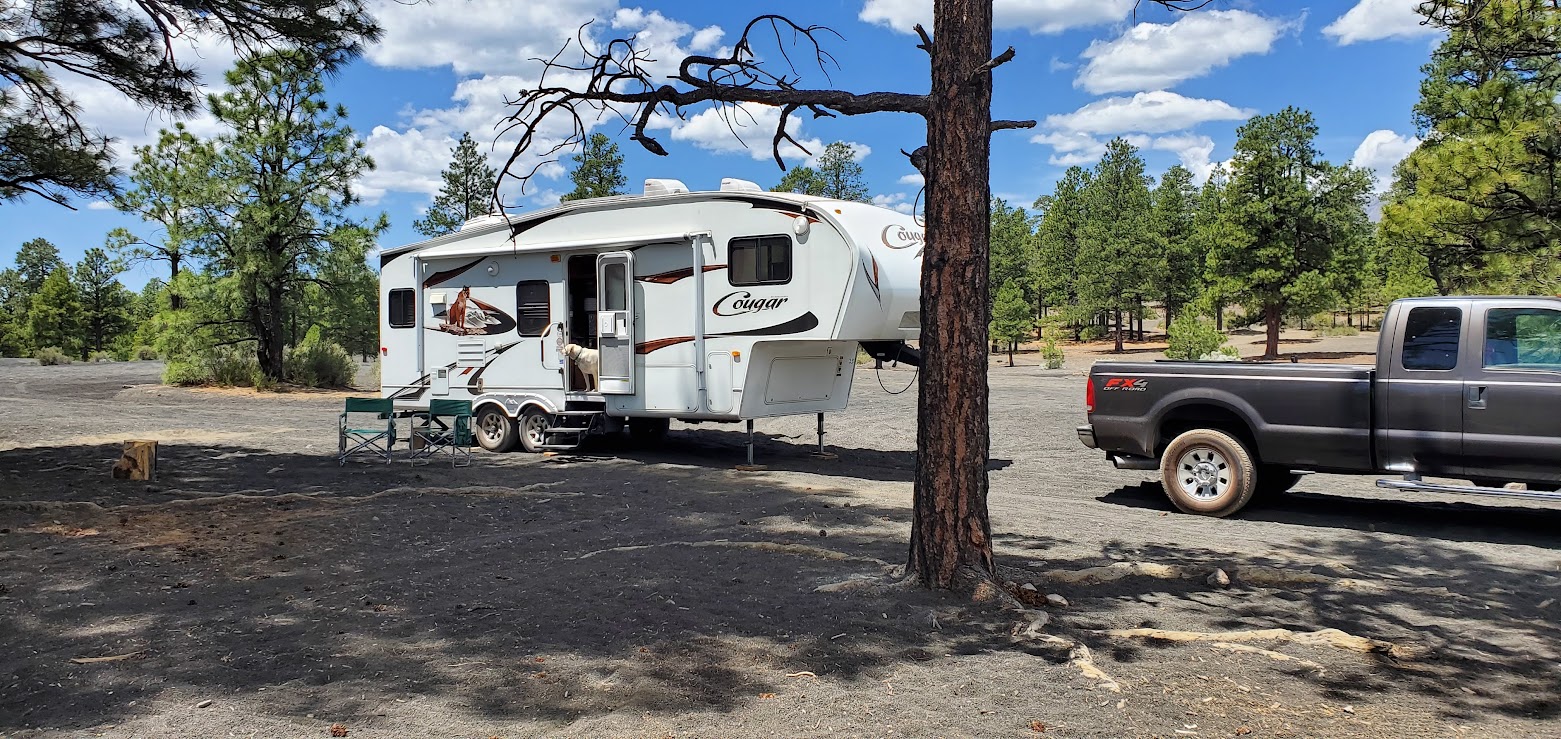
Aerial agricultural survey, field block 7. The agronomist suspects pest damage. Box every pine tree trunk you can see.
[169,258,184,312]
[1215,300,1224,332]
[908,0,996,590]
[256,278,287,381]
[1114,308,1124,353]
[1264,304,1281,359]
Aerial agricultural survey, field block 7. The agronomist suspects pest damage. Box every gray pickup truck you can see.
[1078,296,1561,517]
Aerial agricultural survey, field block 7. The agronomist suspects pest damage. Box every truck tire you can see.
[516,406,552,453]
[1256,466,1304,496]
[1160,429,1258,517]
[475,405,520,453]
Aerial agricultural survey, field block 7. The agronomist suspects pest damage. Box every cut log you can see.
[112,440,157,481]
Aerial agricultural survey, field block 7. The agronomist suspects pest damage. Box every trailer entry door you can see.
[596,252,635,395]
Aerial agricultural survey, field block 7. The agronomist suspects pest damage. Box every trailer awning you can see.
[415,231,705,261]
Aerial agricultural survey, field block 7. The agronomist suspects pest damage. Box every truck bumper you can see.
[1076,424,1097,449]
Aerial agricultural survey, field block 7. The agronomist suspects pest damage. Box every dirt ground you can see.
[1,357,1558,738]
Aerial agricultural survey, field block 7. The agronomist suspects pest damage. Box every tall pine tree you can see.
[560,133,627,203]
[415,132,500,236]
[74,248,132,356]
[1077,138,1153,352]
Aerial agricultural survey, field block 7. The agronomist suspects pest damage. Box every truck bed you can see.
[1087,360,1376,474]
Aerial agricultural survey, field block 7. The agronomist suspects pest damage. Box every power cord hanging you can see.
[875,361,918,395]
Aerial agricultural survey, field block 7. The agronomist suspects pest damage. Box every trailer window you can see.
[1401,306,1461,371]
[1484,308,1561,369]
[388,288,415,328]
[515,280,550,336]
[728,236,792,286]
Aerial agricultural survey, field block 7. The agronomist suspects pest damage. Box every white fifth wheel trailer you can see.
[378,177,923,455]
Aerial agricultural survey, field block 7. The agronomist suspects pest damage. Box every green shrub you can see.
[162,357,212,385]
[1315,324,1360,338]
[1166,315,1227,361]
[89,351,116,363]
[34,346,72,366]
[209,348,260,387]
[284,340,355,388]
[1041,339,1065,369]
[1079,325,1108,342]
[361,358,381,390]
[134,345,159,361]
[1219,345,1242,359]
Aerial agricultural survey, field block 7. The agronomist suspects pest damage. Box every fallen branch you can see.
[574,539,889,566]
[1098,627,1428,661]
[1211,642,1324,672]
[71,651,145,664]
[1038,562,1192,585]
[1027,634,1122,693]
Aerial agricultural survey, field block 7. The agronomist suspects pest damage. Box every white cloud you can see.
[861,0,1135,35]
[1043,91,1254,135]
[872,192,916,214]
[1323,0,1439,45]
[86,200,114,211]
[671,103,820,162]
[361,0,724,203]
[1351,129,1420,191]
[898,172,924,186]
[1151,134,1218,183]
[1076,10,1293,94]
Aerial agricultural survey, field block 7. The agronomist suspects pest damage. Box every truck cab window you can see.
[729,236,792,286]
[1401,306,1461,371]
[388,288,415,328]
[1485,308,1561,369]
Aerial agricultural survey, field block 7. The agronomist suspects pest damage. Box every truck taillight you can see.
[1086,377,1095,414]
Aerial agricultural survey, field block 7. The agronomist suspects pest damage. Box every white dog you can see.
[563,343,600,391]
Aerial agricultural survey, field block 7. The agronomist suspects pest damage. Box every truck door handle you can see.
[1467,385,1487,410]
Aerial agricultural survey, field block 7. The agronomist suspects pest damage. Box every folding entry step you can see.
[539,410,604,451]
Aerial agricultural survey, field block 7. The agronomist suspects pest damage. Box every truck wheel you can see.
[517,406,552,453]
[1161,429,1257,517]
[1256,466,1303,496]
[474,406,520,453]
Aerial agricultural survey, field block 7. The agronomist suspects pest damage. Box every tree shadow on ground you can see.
[1099,481,1561,549]
[994,532,1560,724]
[0,443,1011,733]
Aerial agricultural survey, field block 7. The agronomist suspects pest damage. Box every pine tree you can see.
[109,124,210,310]
[1211,108,1373,358]
[1077,138,1153,352]
[26,267,81,354]
[990,279,1032,367]
[1147,165,1200,328]
[772,166,827,195]
[560,133,627,203]
[14,238,65,294]
[0,0,378,206]
[772,142,871,201]
[1034,167,1091,337]
[415,132,500,236]
[192,50,385,381]
[73,248,132,356]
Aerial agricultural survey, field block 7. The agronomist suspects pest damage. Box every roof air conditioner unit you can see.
[643,178,689,197]
[719,178,762,193]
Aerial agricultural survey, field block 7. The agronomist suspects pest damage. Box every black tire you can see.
[1255,466,1304,496]
[1160,429,1258,517]
[517,406,552,453]
[474,405,519,453]
[628,417,670,446]
[1527,482,1560,493]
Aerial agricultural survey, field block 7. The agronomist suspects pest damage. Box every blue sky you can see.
[0,0,1440,289]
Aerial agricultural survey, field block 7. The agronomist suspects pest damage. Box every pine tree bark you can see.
[908,0,996,589]
[1264,304,1281,359]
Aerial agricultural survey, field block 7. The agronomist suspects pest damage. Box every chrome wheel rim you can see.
[479,412,507,444]
[1177,447,1230,501]
[522,413,549,447]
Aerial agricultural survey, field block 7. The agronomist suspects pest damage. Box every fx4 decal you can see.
[1102,378,1148,391]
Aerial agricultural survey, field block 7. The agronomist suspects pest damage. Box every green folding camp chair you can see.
[409,399,473,467]
[339,397,396,465]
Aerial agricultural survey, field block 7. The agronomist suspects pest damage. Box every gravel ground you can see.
[1,356,1557,738]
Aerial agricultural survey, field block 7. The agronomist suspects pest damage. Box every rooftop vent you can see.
[643,178,689,197]
[719,178,762,193]
[458,213,507,231]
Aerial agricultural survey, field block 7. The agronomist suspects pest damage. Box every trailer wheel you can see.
[1255,466,1304,496]
[517,406,552,453]
[1160,429,1257,517]
[474,405,519,453]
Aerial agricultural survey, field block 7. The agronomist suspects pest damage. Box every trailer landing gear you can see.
[810,412,837,460]
[735,419,767,472]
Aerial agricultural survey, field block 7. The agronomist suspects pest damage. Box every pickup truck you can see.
[1078,296,1561,517]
